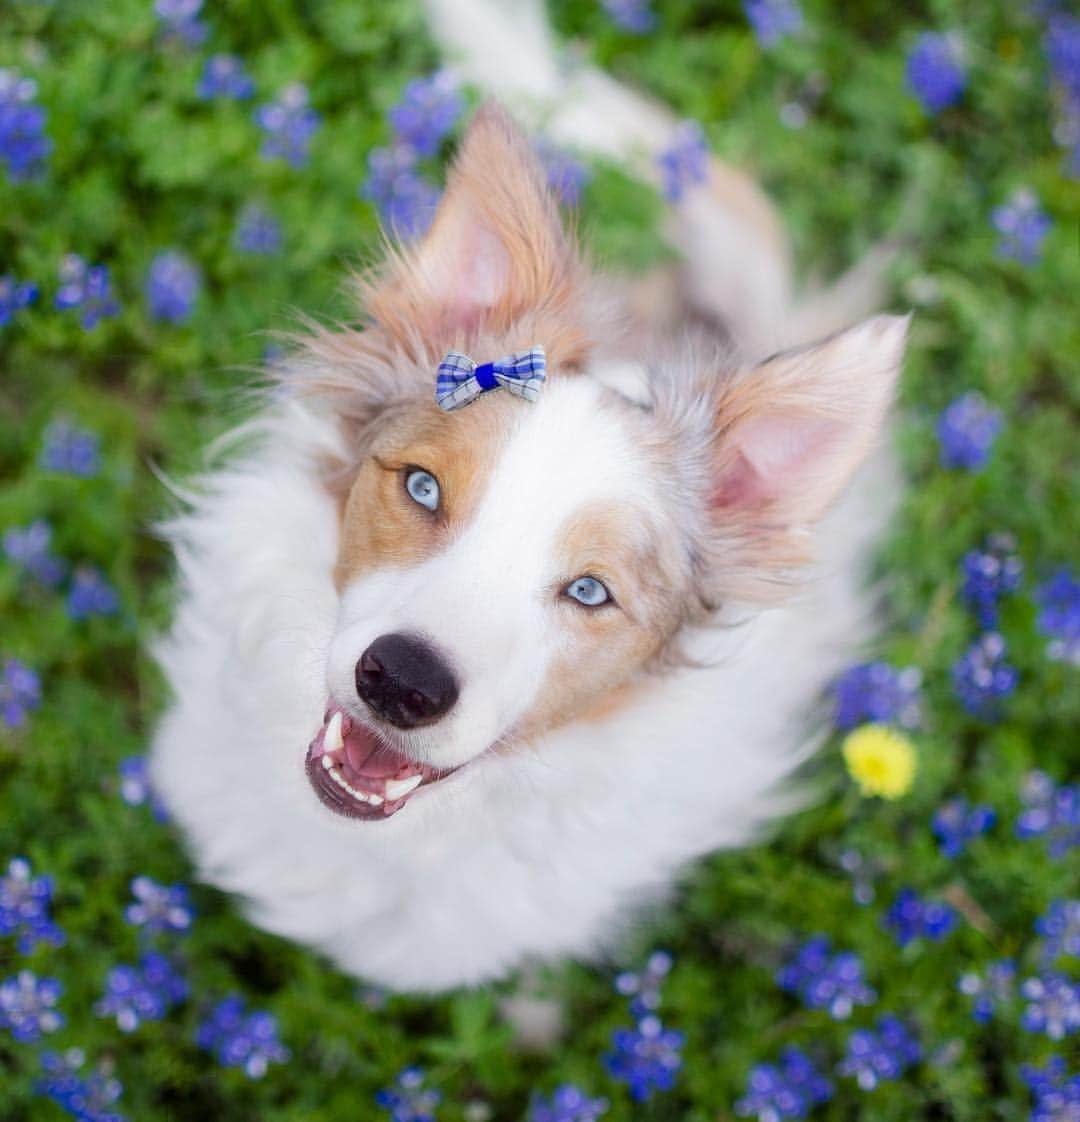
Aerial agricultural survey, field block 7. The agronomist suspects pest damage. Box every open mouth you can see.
[305,703,451,820]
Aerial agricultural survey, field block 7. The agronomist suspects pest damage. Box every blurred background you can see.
[1,1,1077,1120]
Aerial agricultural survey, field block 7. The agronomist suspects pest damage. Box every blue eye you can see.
[565,576,611,608]
[405,469,440,512]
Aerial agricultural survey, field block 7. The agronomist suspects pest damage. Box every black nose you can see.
[355,633,460,729]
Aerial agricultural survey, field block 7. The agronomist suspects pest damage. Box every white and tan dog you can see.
[151,9,907,993]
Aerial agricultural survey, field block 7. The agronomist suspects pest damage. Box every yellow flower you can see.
[841,724,917,799]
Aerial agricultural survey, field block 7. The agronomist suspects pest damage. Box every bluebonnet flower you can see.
[602,0,656,34]
[657,121,708,204]
[735,1047,833,1120]
[197,54,254,100]
[1016,771,1079,859]
[957,959,1016,1023]
[883,888,958,947]
[836,848,881,906]
[95,952,187,1032]
[1022,1057,1080,1122]
[154,0,207,46]
[1037,900,1080,965]
[0,274,37,326]
[993,189,1052,264]
[1046,16,1080,178]
[0,69,51,180]
[1,657,41,729]
[146,250,200,323]
[603,1014,684,1103]
[837,1016,920,1091]
[196,995,289,1078]
[614,949,673,1016]
[255,83,321,169]
[744,0,803,48]
[388,71,462,158]
[905,32,966,114]
[932,797,996,858]
[55,255,120,331]
[3,520,66,588]
[124,876,193,935]
[0,969,64,1042]
[960,534,1023,627]
[67,566,119,621]
[833,661,922,730]
[1021,973,1080,1040]
[40,419,101,477]
[234,203,282,255]
[937,391,1001,471]
[376,1067,442,1121]
[528,1084,608,1122]
[1036,567,1080,666]
[362,145,441,239]
[118,756,169,822]
[0,857,65,954]
[534,137,590,207]
[37,1048,126,1122]
[777,936,876,1020]
[952,632,1017,719]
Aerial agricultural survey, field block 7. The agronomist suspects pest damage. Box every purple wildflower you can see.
[735,1046,833,1120]
[388,71,462,158]
[906,32,966,114]
[603,1014,684,1103]
[154,0,207,46]
[528,1084,608,1122]
[0,274,37,326]
[952,632,1017,719]
[993,189,1052,264]
[602,0,656,35]
[234,203,282,255]
[937,391,1001,471]
[118,756,169,822]
[37,1048,126,1122]
[95,952,187,1032]
[0,858,65,954]
[197,54,254,100]
[124,876,193,935]
[657,121,708,204]
[932,797,996,858]
[534,137,590,207]
[197,995,289,1078]
[67,565,119,621]
[40,419,101,477]
[1035,567,1080,665]
[836,848,881,906]
[255,83,321,169]
[55,255,120,331]
[1016,771,1080,859]
[0,970,64,1043]
[744,0,803,48]
[3,520,66,588]
[1021,974,1080,1041]
[375,1067,442,1121]
[837,1016,920,1091]
[833,661,922,730]
[146,250,200,323]
[957,959,1016,1023]
[883,888,958,947]
[1022,1057,1080,1122]
[960,534,1023,627]
[777,936,877,1020]
[615,950,673,1017]
[0,69,51,180]
[1,658,41,729]
[362,145,441,239]
[1046,16,1080,178]
[1037,899,1080,965]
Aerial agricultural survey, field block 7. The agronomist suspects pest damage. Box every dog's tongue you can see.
[342,721,413,778]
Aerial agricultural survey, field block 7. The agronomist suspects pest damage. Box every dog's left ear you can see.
[370,102,582,345]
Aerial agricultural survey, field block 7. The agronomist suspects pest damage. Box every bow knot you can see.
[435,346,546,411]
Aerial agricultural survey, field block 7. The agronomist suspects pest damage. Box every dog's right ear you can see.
[368,102,583,349]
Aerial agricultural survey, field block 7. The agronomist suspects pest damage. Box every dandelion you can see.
[841,725,917,799]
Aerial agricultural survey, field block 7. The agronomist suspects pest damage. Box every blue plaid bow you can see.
[435,346,546,412]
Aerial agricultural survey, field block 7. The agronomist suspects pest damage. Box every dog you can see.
[151,9,908,994]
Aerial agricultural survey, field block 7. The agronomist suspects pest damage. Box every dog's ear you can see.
[369,102,581,345]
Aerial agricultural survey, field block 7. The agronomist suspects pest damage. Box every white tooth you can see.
[324,711,344,753]
[322,754,334,770]
[385,775,422,801]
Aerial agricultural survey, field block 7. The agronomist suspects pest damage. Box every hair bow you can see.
[435,346,546,412]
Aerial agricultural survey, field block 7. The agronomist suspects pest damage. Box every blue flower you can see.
[3,520,67,588]
[936,391,1001,471]
[1035,567,1080,666]
[255,83,321,169]
[95,952,187,1033]
[362,145,441,240]
[883,888,958,947]
[735,1046,833,1120]
[932,797,996,858]
[603,1014,684,1103]
[833,661,922,730]
[197,54,254,100]
[375,1066,442,1121]
[1045,16,1080,178]
[1,657,41,729]
[602,0,656,35]
[234,203,283,255]
[1016,771,1079,859]
[118,756,169,822]
[837,1016,920,1091]
[1021,973,1080,1041]
[777,936,877,1020]
[0,274,37,327]
[124,876,193,935]
[533,137,590,207]
[993,189,1052,265]
[744,0,803,48]
[67,566,120,621]
[0,857,65,954]
[1022,1057,1080,1122]
[55,255,120,331]
[0,969,64,1043]
[388,71,463,158]
[146,250,200,323]
[528,1084,608,1122]
[37,1048,126,1122]
[960,534,1023,628]
[952,632,1017,719]
[905,32,966,114]
[614,949,673,1017]
[40,419,101,477]
[154,0,207,46]
[0,69,51,181]
[197,995,289,1078]
[957,959,1016,1023]
[656,121,708,204]
[1036,900,1080,965]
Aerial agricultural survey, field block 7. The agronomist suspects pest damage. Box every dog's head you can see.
[298,106,908,821]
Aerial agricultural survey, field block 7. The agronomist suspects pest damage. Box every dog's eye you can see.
[564,576,611,608]
[404,468,440,512]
